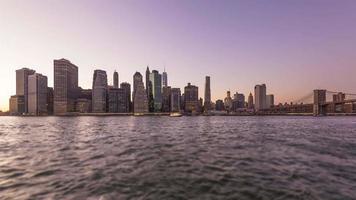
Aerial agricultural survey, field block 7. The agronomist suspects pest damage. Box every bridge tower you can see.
[313,89,326,116]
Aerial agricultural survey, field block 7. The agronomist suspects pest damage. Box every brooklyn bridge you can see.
[262,90,356,116]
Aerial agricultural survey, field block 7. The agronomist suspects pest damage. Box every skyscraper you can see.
[28,73,48,115]
[184,83,199,113]
[133,72,143,96]
[92,70,108,113]
[120,82,131,112]
[232,92,245,110]
[204,76,211,111]
[171,88,181,112]
[149,70,162,111]
[266,94,274,108]
[162,69,168,87]
[133,72,148,113]
[162,86,171,112]
[254,84,267,111]
[145,66,154,112]
[108,87,127,113]
[16,68,35,113]
[54,59,78,115]
[113,71,119,88]
[248,93,254,109]
[224,91,232,111]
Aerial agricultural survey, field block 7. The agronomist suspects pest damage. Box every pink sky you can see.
[1,0,356,111]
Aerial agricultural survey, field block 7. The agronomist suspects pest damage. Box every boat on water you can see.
[170,112,183,117]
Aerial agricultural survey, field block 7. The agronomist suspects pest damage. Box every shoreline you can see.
[2,112,356,117]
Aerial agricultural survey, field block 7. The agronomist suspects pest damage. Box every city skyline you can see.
[1,0,356,111]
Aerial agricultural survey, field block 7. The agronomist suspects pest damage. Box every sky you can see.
[0,0,356,111]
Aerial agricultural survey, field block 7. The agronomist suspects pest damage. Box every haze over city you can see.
[1,0,356,111]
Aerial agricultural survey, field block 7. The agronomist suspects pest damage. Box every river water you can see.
[0,116,355,200]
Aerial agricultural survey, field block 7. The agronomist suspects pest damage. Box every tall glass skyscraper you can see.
[149,70,162,111]
[16,68,35,113]
[204,76,211,111]
[28,73,48,115]
[54,59,78,115]
[92,70,108,113]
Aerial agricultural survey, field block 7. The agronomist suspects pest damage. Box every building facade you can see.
[204,76,211,111]
[113,71,119,88]
[266,94,274,108]
[120,82,131,112]
[162,86,171,112]
[162,69,168,87]
[171,88,181,112]
[54,59,78,115]
[215,99,224,111]
[28,73,48,115]
[9,95,25,115]
[248,93,254,109]
[16,68,35,113]
[149,70,162,111]
[108,88,128,113]
[184,83,199,113]
[254,84,267,111]
[92,70,108,113]
[224,91,233,111]
[133,79,149,113]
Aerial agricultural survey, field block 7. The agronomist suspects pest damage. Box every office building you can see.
[184,83,199,113]
[149,70,162,111]
[54,59,78,114]
[108,87,128,113]
[254,84,267,111]
[204,76,211,111]
[133,76,148,113]
[266,94,274,108]
[248,93,254,109]
[133,71,143,96]
[162,69,168,87]
[146,67,154,112]
[232,92,245,111]
[16,68,35,113]
[9,95,25,115]
[224,91,233,111]
[47,87,54,115]
[92,70,108,113]
[120,82,131,112]
[215,99,224,111]
[171,88,181,112]
[162,86,171,112]
[113,71,119,88]
[28,73,48,115]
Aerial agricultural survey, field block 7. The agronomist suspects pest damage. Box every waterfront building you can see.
[113,71,119,88]
[254,84,267,111]
[120,82,131,112]
[28,73,48,115]
[16,68,35,113]
[232,92,245,111]
[133,72,143,97]
[171,88,181,112]
[9,95,25,115]
[204,76,211,112]
[146,67,154,112]
[75,98,92,113]
[248,93,254,109]
[224,91,233,111]
[92,70,108,113]
[47,87,54,115]
[162,86,171,112]
[215,99,224,111]
[266,94,275,108]
[133,79,149,113]
[184,83,199,113]
[54,59,79,114]
[108,87,128,113]
[162,69,168,87]
[149,70,162,111]
[75,88,92,113]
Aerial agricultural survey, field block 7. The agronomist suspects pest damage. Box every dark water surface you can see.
[0,116,356,200]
